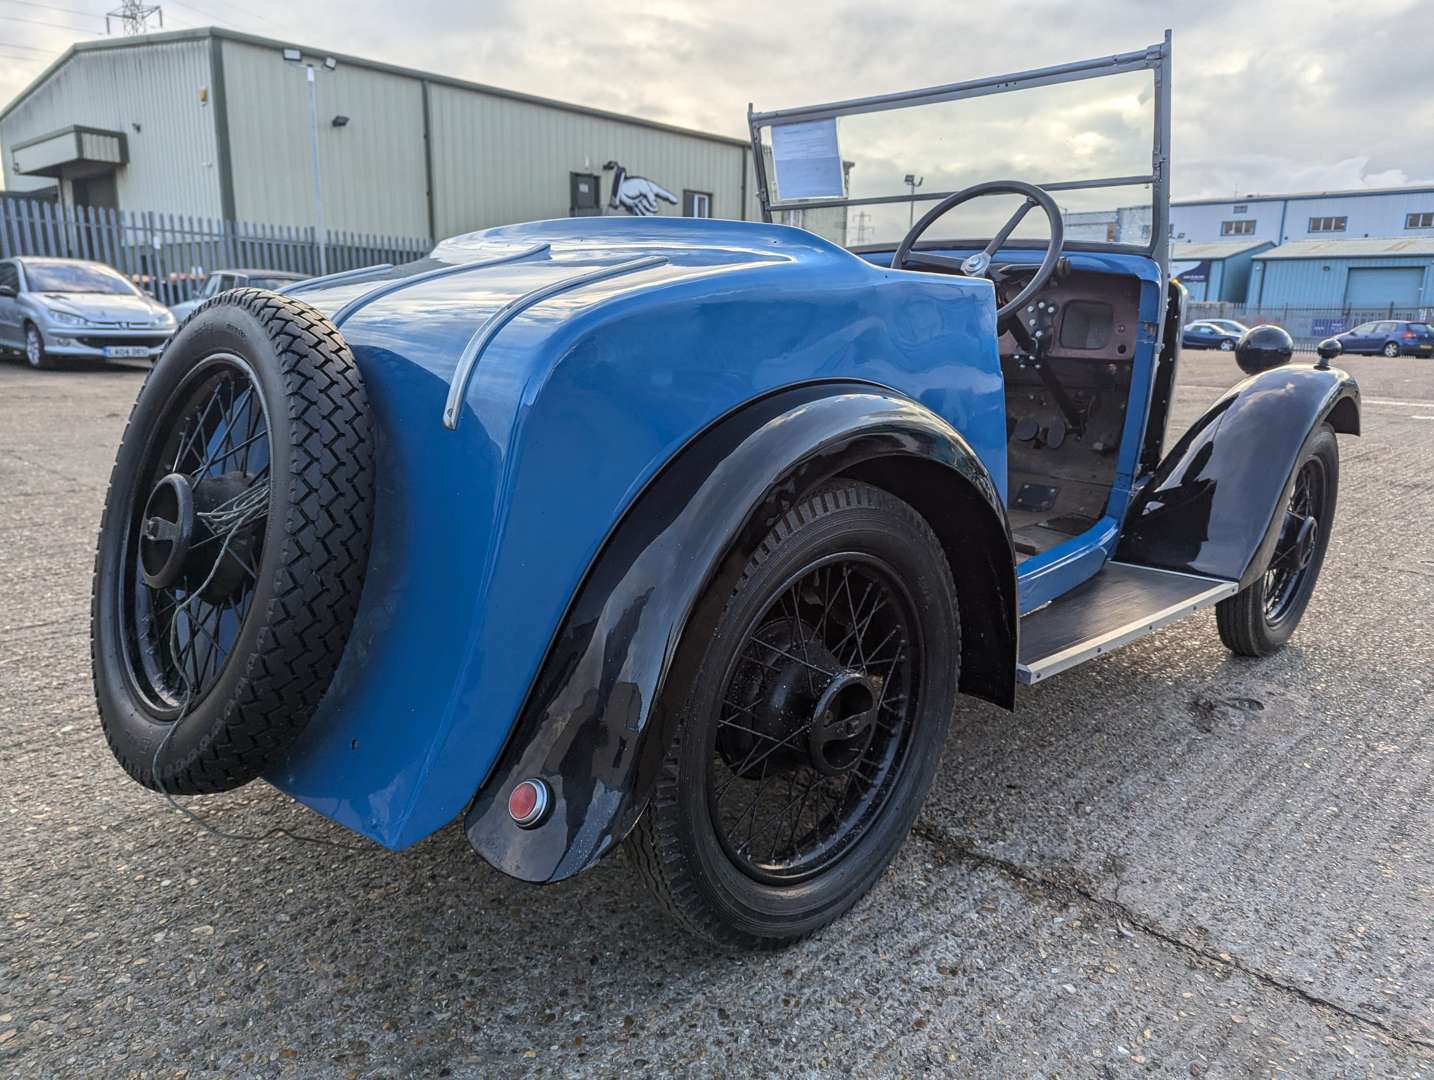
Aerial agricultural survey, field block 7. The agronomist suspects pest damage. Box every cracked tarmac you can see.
[2,350,1432,1078]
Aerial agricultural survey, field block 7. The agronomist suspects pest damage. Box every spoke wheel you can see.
[1216,424,1338,657]
[627,481,959,949]
[120,353,271,717]
[1261,456,1326,628]
[92,288,375,795]
[707,555,918,884]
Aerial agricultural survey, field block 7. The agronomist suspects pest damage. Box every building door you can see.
[71,173,118,210]
[570,173,601,217]
[1344,267,1424,308]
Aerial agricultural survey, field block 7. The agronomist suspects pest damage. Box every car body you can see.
[170,268,307,321]
[1182,319,1243,350]
[91,35,1361,946]
[0,256,176,367]
[1334,319,1434,357]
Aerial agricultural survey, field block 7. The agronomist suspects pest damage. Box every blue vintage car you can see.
[91,36,1359,949]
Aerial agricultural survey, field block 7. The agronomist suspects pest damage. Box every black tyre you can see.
[1216,424,1337,657]
[91,289,375,794]
[1219,338,1234,351]
[1382,341,1400,358]
[24,322,57,369]
[626,481,959,949]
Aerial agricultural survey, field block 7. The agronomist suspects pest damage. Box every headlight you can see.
[154,310,177,327]
[46,308,86,327]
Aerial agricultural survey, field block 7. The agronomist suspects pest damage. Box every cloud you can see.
[2,0,1430,210]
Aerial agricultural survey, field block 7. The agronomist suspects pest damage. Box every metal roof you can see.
[0,27,749,148]
[1170,239,1273,260]
[1174,184,1434,208]
[1253,237,1434,260]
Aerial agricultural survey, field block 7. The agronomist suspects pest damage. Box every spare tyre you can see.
[91,288,375,794]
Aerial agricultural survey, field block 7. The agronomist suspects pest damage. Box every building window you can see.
[1407,211,1434,230]
[1220,219,1255,236]
[1233,204,1247,214]
[683,190,712,218]
[1308,216,1347,233]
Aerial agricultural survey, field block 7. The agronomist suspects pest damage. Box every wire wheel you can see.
[707,553,920,884]
[1262,455,1327,628]
[119,352,271,717]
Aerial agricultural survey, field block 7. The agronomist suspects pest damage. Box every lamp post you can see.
[282,49,337,276]
[904,173,923,229]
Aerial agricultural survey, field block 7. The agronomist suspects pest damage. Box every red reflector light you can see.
[508,778,550,828]
[1403,331,1416,339]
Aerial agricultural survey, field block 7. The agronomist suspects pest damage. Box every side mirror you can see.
[1315,337,1342,370]
[1234,324,1294,375]
[0,284,16,299]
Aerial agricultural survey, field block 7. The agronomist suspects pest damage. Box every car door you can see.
[0,261,21,349]
[1343,322,1374,353]
[1374,321,1398,352]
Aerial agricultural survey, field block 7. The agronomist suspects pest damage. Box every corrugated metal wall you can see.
[0,39,221,216]
[1173,191,1434,246]
[221,40,430,238]
[1247,255,1434,307]
[427,82,749,237]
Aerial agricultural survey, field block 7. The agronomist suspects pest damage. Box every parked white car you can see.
[0,257,176,369]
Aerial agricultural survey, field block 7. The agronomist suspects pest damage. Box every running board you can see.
[1017,562,1237,685]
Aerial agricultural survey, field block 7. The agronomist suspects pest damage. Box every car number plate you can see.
[103,345,151,359]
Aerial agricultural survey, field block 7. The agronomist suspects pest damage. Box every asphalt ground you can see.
[2,347,1432,1079]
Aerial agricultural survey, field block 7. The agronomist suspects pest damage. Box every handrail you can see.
[279,263,394,294]
[442,254,668,430]
[331,243,550,326]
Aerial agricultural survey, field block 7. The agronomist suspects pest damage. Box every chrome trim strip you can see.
[1016,566,1237,685]
[331,243,550,326]
[279,263,395,295]
[442,254,668,430]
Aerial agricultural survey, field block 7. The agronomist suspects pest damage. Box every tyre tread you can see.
[91,288,375,794]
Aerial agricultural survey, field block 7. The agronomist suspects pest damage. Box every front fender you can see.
[1116,363,1359,583]
[464,383,1013,883]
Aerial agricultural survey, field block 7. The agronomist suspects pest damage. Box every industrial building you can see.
[1170,186,1434,246]
[0,27,782,243]
[1245,237,1434,311]
[1169,239,1274,302]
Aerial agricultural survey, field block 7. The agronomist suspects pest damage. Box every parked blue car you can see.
[90,37,1360,948]
[1334,319,1434,357]
[1181,319,1245,350]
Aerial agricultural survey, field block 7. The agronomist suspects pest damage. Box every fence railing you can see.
[1189,301,1433,347]
[0,197,431,306]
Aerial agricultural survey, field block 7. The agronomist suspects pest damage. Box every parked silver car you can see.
[0,257,177,369]
[170,268,307,322]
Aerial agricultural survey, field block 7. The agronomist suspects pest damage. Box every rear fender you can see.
[463,382,1014,883]
[1117,363,1359,584]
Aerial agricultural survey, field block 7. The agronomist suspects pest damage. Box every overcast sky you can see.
[2,0,1432,203]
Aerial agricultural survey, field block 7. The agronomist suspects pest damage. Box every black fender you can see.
[464,381,1015,883]
[1116,363,1359,584]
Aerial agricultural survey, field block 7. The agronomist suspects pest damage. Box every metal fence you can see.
[0,197,431,306]
[1189,301,1434,347]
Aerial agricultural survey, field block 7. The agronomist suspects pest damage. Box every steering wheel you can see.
[892,180,1065,321]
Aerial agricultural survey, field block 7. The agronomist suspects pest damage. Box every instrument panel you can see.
[997,270,1142,363]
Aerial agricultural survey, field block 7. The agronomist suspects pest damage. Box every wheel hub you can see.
[808,672,883,777]
[139,473,196,589]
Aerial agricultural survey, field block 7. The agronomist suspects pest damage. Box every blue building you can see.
[1170,239,1273,302]
[1171,185,1434,246]
[1246,237,1434,313]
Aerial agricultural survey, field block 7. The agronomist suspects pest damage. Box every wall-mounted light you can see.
[323,56,337,71]
[331,115,350,128]
[282,47,302,62]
